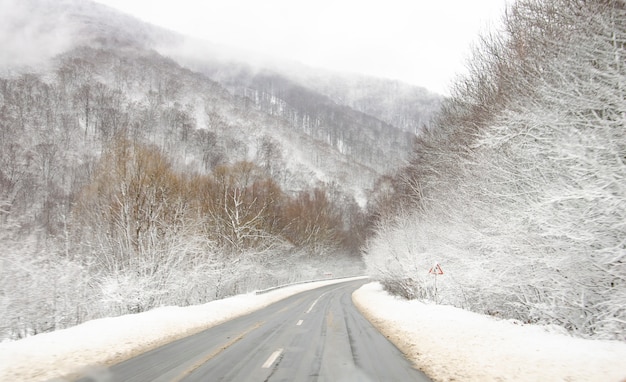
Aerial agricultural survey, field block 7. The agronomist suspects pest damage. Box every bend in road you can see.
[78,279,431,382]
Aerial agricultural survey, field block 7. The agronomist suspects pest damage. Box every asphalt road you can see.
[78,279,431,382]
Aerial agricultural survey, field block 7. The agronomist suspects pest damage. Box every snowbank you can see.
[5,278,623,382]
[0,277,365,382]
[352,282,626,382]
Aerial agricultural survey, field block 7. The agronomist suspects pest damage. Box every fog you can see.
[94,0,509,95]
[0,0,79,71]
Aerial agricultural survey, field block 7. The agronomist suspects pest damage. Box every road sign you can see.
[429,263,444,275]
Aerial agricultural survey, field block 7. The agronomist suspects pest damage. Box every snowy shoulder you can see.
[352,282,626,382]
[0,276,365,381]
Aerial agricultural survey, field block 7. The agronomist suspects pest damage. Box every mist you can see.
[0,0,79,71]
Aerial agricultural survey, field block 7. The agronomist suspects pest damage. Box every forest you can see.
[0,43,374,339]
[364,0,626,341]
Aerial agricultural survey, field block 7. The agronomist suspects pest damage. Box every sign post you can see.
[428,262,444,303]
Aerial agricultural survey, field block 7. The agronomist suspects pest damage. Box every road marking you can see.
[262,348,283,369]
[327,310,333,324]
[306,292,328,313]
[172,321,263,381]
[296,319,303,326]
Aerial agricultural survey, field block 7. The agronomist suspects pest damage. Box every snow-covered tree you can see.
[365,0,626,340]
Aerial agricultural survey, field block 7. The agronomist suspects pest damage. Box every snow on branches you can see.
[365,0,626,340]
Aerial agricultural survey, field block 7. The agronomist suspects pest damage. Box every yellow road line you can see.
[171,321,264,382]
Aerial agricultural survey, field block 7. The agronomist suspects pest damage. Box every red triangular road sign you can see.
[429,263,444,275]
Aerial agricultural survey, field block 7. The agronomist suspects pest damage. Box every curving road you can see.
[78,279,431,382]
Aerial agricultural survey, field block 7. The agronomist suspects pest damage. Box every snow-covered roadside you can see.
[352,282,626,382]
[0,276,366,382]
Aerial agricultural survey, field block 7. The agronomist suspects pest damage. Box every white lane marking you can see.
[296,320,303,326]
[262,348,283,369]
[306,292,328,314]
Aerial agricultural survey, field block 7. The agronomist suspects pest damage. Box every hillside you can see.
[3,0,439,197]
[167,47,431,176]
[0,0,441,340]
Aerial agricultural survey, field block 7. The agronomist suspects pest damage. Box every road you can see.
[78,279,431,381]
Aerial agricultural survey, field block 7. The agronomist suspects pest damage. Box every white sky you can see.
[93,0,509,95]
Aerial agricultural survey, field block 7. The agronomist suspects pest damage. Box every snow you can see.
[0,277,365,382]
[2,278,625,382]
[352,282,626,382]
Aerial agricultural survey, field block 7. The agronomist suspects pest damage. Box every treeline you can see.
[76,136,356,263]
[364,0,626,340]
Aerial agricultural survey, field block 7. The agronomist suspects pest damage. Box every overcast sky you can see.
[93,0,509,95]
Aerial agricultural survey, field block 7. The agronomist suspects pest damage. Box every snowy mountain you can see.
[1,0,438,199]
[0,0,441,338]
